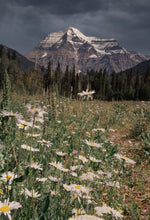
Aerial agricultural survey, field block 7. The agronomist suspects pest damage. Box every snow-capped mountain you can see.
[26,27,149,73]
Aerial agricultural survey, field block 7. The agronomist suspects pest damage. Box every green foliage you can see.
[129,120,147,140]
[1,69,11,110]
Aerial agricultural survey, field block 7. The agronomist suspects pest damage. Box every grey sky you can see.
[0,0,150,55]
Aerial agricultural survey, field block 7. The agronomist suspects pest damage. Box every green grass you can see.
[0,94,150,219]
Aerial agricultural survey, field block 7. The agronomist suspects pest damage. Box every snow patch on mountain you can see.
[42,52,47,58]
[89,54,98,58]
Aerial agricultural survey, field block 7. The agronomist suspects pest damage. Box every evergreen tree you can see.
[12,51,17,60]
[135,73,140,100]
[7,50,11,59]
[102,69,107,99]
[71,65,76,98]
[0,44,4,58]
[44,60,52,93]
[55,62,61,94]
[63,65,71,97]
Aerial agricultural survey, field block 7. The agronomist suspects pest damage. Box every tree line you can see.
[0,44,150,100]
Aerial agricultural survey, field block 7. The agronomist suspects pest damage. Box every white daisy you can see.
[16,123,26,129]
[0,199,22,220]
[70,165,83,171]
[72,208,86,215]
[109,128,116,132]
[85,140,103,148]
[0,111,22,119]
[28,162,43,170]
[0,172,17,184]
[49,161,69,172]
[79,155,88,163]
[97,170,112,178]
[23,188,41,198]
[89,157,102,163]
[34,117,44,124]
[80,172,100,181]
[26,133,40,137]
[114,153,136,165]
[93,128,105,132]
[94,204,123,218]
[97,170,105,175]
[27,106,47,118]
[105,181,120,188]
[77,89,95,100]
[51,190,57,196]
[63,184,92,195]
[56,151,67,156]
[21,144,40,152]
[57,121,62,124]
[68,214,103,220]
[36,177,48,182]
[70,172,78,177]
[48,176,62,182]
[17,119,33,128]
[33,124,41,129]
[37,140,52,147]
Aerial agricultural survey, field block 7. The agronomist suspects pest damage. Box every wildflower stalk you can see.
[1,69,11,110]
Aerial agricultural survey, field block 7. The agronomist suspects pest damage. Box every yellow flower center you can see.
[6,175,11,179]
[35,118,39,121]
[43,141,47,144]
[75,185,82,190]
[124,156,128,159]
[0,205,10,212]
[8,114,16,117]
[74,194,78,199]
[64,186,69,191]
[80,158,85,161]
[20,125,24,128]
[90,142,95,146]
[76,209,81,214]
[25,146,30,150]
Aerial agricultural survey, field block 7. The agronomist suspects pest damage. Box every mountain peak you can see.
[26,27,149,73]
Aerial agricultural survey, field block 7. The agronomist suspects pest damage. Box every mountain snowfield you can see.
[26,27,149,73]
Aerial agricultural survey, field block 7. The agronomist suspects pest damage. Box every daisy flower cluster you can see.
[0,97,142,220]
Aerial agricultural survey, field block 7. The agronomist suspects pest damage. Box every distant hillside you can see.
[1,44,35,71]
[123,59,150,75]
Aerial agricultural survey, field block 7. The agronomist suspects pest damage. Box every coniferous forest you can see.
[0,44,150,101]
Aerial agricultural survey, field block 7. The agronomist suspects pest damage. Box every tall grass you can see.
[0,94,150,219]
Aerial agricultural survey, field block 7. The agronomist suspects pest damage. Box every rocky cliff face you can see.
[26,27,149,73]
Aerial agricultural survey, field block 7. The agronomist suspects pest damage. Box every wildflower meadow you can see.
[0,92,150,220]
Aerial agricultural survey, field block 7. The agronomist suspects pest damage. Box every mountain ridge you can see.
[26,27,149,73]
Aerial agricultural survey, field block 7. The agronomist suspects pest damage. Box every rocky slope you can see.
[26,27,149,73]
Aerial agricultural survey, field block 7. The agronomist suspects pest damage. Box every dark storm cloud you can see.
[0,0,150,55]
[9,0,109,15]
